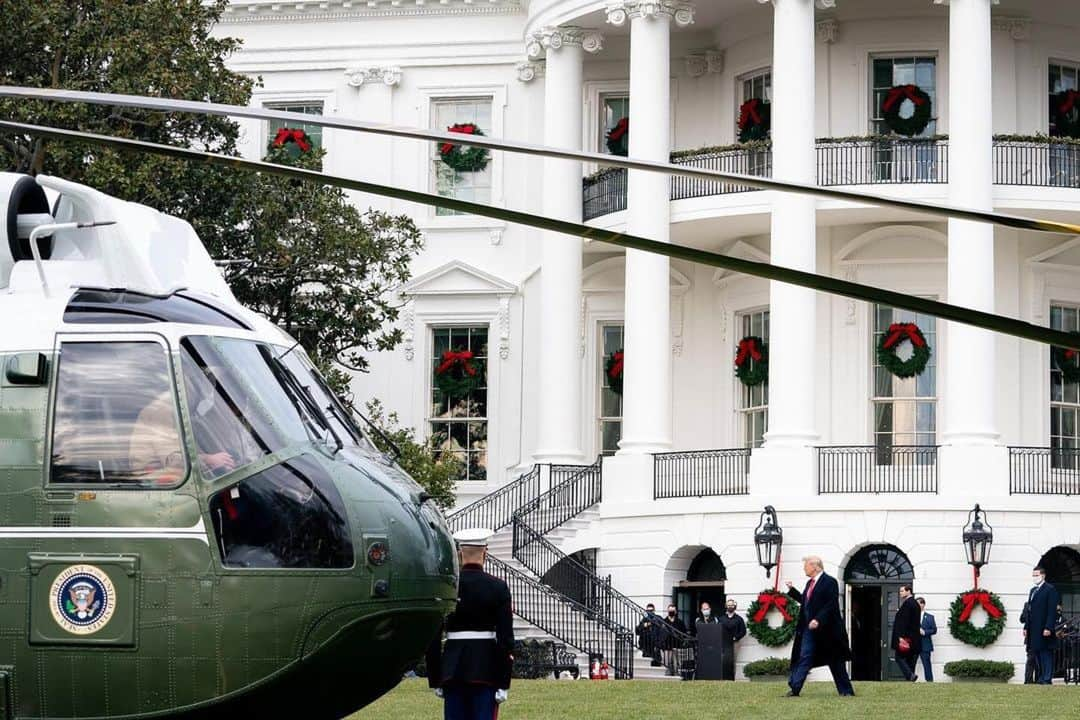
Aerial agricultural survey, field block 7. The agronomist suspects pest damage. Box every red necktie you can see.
[805,577,817,603]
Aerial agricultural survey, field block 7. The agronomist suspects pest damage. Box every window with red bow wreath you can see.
[881,84,933,137]
[605,349,624,396]
[1053,336,1080,384]
[1053,90,1080,139]
[433,349,482,397]
[606,118,629,156]
[734,336,768,387]
[948,588,1007,647]
[438,123,490,173]
[738,98,771,143]
[271,127,313,154]
[746,589,801,647]
[877,322,932,379]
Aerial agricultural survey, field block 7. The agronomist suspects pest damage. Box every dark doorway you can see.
[1039,546,1080,615]
[672,548,726,631]
[844,544,914,681]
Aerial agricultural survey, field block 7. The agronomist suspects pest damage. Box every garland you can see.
[734,336,768,387]
[438,123,490,173]
[1053,90,1080,139]
[877,322,932,379]
[948,588,1007,647]
[606,117,629,156]
[433,349,481,397]
[271,127,312,153]
[738,98,771,143]
[1053,335,1080,383]
[881,84,933,137]
[746,589,800,647]
[605,350,624,395]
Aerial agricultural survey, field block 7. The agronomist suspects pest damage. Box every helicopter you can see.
[1,88,1079,720]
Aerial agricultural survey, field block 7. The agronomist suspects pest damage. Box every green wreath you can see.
[605,349,624,396]
[438,123,490,173]
[948,588,1007,647]
[1053,90,1080,139]
[1053,334,1080,383]
[877,322,932,379]
[606,118,629,156]
[738,99,771,143]
[433,348,481,398]
[746,589,800,647]
[734,336,768,387]
[881,84,933,137]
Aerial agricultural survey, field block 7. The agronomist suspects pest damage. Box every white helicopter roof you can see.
[0,172,282,353]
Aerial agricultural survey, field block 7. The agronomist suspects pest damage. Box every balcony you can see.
[582,136,1080,221]
[1009,447,1080,495]
[816,445,938,494]
[653,448,750,499]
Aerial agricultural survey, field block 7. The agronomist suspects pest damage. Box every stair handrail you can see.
[514,457,602,537]
[446,464,541,533]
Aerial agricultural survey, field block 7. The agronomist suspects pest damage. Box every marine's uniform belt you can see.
[446,631,497,640]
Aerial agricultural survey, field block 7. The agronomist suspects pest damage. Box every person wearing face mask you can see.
[694,601,720,632]
[1023,565,1061,685]
[717,599,747,680]
[635,604,663,667]
[660,604,688,676]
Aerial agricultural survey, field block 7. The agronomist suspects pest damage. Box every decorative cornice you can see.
[344,65,402,88]
[525,26,604,59]
[516,61,545,83]
[605,1,695,28]
[219,0,524,23]
[685,49,723,78]
[756,0,837,7]
[992,15,1031,40]
[932,0,999,6]
[816,18,839,44]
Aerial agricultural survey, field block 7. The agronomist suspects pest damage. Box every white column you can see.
[530,27,603,464]
[606,1,694,454]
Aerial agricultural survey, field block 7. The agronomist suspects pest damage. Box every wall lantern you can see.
[962,503,993,586]
[754,505,783,578]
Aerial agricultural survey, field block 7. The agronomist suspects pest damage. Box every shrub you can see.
[943,660,1015,680]
[743,657,791,677]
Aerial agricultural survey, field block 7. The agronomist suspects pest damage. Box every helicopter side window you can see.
[51,341,187,486]
[208,454,353,569]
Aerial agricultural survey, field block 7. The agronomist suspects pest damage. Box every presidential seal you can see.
[49,565,117,635]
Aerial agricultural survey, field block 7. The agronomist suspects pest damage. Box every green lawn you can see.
[350,678,1078,719]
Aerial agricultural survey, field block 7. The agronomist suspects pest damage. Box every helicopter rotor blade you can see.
[1,118,1076,352]
[2,86,1079,237]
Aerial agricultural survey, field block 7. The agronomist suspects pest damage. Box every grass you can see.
[350,678,1079,719]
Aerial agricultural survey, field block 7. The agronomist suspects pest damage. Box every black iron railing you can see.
[994,140,1080,187]
[445,464,541,534]
[654,448,751,499]
[1055,621,1080,683]
[817,446,938,494]
[1009,447,1080,495]
[670,147,772,201]
[583,168,629,220]
[817,138,947,185]
[485,554,634,679]
[515,459,602,538]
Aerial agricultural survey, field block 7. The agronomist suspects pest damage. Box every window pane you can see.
[432,97,493,216]
[599,324,625,452]
[266,102,324,154]
[430,325,488,481]
[736,309,770,447]
[52,342,185,486]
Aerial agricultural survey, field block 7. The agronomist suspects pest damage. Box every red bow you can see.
[735,337,763,367]
[882,323,926,350]
[436,350,477,376]
[440,123,479,156]
[1066,348,1078,362]
[738,99,763,130]
[607,117,629,143]
[753,592,792,623]
[958,591,1003,623]
[608,350,624,380]
[1059,90,1080,116]
[272,127,312,152]
[883,84,927,113]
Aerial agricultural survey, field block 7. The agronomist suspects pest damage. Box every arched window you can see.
[687,548,727,582]
[844,544,914,583]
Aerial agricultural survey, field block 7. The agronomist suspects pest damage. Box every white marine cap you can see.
[453,528,494,547]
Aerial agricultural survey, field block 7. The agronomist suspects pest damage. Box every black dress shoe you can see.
[785,690,800,697]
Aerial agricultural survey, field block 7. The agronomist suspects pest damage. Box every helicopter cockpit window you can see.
[209,454,353,569]
[51,341,187,486]
[179,336,335,478]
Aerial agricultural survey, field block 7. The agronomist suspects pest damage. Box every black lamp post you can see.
[754,505,783,578]
[963,504,993,586]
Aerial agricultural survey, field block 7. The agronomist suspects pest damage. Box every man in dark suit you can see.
[890,584,922,681]
[1023,565,1061,685]
[784,556,855,697]
[427,528,514,719]
[916,597,937,682]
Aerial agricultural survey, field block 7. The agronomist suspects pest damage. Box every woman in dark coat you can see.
[890,584,922,681]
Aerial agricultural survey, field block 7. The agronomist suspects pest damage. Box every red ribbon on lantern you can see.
[735,337,763,367]
[738,99,763,130]
[753,592,792,623]
[958,591,1004,623]
[440,123,479,156]
[882,84,928,113]
[272,127,312,152]
[608,351,624,380]
[436,350,477,376]
[882,322,926,350]
[607,117,629,143]
[1059,89,1080,116]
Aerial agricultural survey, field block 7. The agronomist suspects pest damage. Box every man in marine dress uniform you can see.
[427,528,514,719]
